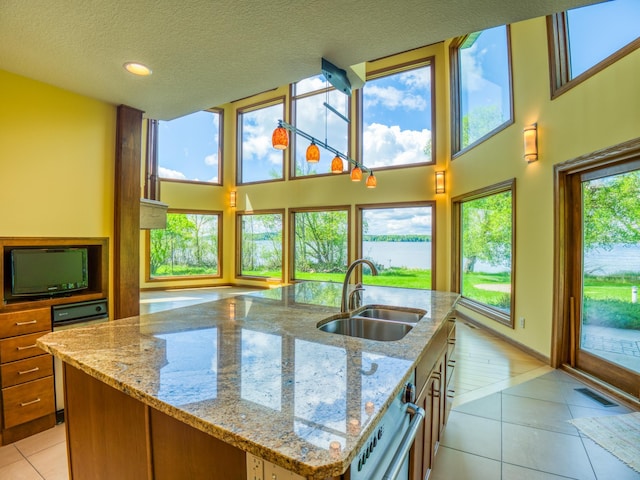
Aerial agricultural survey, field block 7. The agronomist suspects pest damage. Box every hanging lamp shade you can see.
[350,165,362,182]
[272,126,289,150]
[331,155,343,174]
[365,171,377,188]
[306,141,320,162]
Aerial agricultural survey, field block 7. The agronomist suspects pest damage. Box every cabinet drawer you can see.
[1,355,53,388]
[0,332,49,364]
[0,308,51,339]
[2,376,54,429]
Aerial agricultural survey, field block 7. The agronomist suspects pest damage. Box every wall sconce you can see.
[523,123,538,163]
[435,171,446,194]
[229,191,237,208]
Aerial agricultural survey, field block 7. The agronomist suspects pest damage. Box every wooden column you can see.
[114,105,143,320]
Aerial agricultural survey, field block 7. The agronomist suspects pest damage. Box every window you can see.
[157,109,222,184]
[453,180,515,327]
[149,210,221,279]
[237,211,283,280]
[291,208,349,282]
[361,60,434,169]
[237,99,285,184]
[358,203,434,289]
[450,25,513,155]
[291,75,349,178]
[548,0,640,97]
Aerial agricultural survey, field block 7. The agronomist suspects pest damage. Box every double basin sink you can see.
[317,306,427,341]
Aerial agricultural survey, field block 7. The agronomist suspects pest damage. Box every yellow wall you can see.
[0,69,116,298]
[449,17,640,356]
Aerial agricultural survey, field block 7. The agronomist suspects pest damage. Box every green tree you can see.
[462,105,504,148]
[295,211,347,273]
[150,214,196,275]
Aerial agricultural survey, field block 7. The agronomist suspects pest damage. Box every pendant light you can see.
[331,155,343,174]
[306,141,320,162]
[272,126,289,150]
[350,165,362,182]
[365,171,377,188]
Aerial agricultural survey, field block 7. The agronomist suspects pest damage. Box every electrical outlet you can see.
[246,453,264,480]
[519,317,525,328]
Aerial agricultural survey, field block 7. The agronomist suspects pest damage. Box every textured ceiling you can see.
[0,0,598,120]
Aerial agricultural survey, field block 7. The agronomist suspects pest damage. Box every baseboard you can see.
[454,310,551,365]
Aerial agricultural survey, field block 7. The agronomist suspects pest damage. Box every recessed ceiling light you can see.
[123,62,152,76]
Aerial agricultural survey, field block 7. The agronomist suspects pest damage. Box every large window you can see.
[237,211,283,280]
[358,203,434,289]
[237,100,285,185]
[450,25,513,155]
[157,109,222,184]
[149,210,221,279]
[548,0,640,97]
[453,180,515,326]
[291,208,349,282]
[361,60,434,169]
[291,75,349,178]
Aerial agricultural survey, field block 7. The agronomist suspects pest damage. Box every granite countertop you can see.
[38,282,459,479]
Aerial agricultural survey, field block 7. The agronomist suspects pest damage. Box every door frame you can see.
[552,136,640,398]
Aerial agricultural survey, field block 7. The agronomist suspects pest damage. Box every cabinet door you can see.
[0,308,51,339]
[2,376,55,428]
[410,374,437,480]
[1,355,53,388]
[0,332,49,363]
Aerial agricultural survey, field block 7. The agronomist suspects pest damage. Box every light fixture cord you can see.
[324,79,329,145]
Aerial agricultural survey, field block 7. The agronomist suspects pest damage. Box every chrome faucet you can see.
[341,259,378,313]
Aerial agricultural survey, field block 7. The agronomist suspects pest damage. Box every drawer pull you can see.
[16,344,38,351]
[18,367,40,375]
[15,320,38,326]
[20,398,41,407]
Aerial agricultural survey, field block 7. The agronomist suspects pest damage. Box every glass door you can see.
[573,161,640,398]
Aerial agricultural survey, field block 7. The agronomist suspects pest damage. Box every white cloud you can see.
[159,166,187,180]
[363,123,431,168]
[364,85,427,111]
[204,153,218,166]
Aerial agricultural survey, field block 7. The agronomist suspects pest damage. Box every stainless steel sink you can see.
[317,305,426,341]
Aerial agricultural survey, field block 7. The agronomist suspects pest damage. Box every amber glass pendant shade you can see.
[365,172,377,188]
[306,141,320,162]
[330,155,343,174]
[350,166,362,182]
[272,127,289,150]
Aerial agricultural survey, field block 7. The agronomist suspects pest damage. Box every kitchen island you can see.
[37,283,458,480]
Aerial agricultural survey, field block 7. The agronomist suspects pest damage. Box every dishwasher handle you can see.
[382,402,426,480]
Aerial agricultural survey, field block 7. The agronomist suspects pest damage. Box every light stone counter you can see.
[38,282,459,479]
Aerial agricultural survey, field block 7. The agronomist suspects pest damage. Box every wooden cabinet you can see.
[0,307,55,444]
[410,313,456,480]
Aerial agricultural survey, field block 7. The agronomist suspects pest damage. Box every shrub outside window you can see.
[361,61,434,169]
[291,209,349,282]
[237,100,285,184]
[149,211,220,279]
[292,75,349,178]
[359,204,434,289]
[548,0,640,97]
[237,212,283,280]
[453,180,515,327]
[157,110,222,184]
[451,25,513,155]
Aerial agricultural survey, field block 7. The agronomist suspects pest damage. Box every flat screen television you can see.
[10,248,89,297]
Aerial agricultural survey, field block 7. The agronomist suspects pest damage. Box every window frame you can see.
[151,108,224,187]
[356,201,436,289]
[236,97,287,186]
[450,26,514,158]
[357,56,436,171]
[452,179,516,327]
[547,10,640,99]
[289,206,351,283]
[235,209,285,283]
[145,208,223,282]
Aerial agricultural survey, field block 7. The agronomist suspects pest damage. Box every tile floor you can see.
[1,287,638,479]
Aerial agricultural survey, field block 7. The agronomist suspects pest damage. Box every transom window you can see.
[291,208,349,282]
[236,211,283,281]
[291,75,349,178]
[148,210,221,279]
[453,180,515,327]
[358,203,434,289]
[548,0,640,97]
[361,60,434,169]
[237,100,285,185]
[450,25,513,155]
[157,109,222,184]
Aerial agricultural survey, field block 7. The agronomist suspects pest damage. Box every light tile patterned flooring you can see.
[0,288,637,479]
